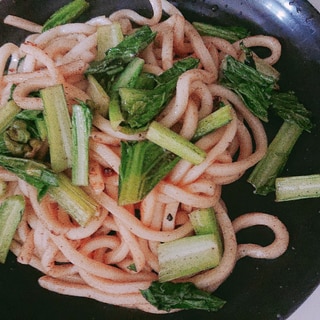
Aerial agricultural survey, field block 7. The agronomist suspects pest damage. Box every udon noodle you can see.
[0,0,289,313]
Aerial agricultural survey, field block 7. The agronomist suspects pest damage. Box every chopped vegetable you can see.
[239,41,256,68]
[220,54,312,196]
[140,281,226,312]
[189,206,223,244]
[0,180,7,198]
[146,121,206,165]
[189,207,223,260]
[116,57,199,130]
[193,21,250,43]
[118,140,179,205]
[220,55,276,122]
[119,85,173,129]
[108,57,145,129]
[42,0,90,32]
[271,91,312,132]
[275,174,320,202]
[111,57,145,91]
[48,173,100,227]
[155,57,199,86]
[192,104,233,142]
[0,100,21,134]
[0,155,58,199]
[0,195,25,263]
[86,75,110,117]
[0,108,47,158]
[158,234,221,282]
[134,72,157,89]
[96,23,124,61]
[248,92,312,195]
[40,84,73,172]
[118,106,232,205]
[71,102,92,186]
[85,25,156,76]
[16,110,48,141]
[248,121,303,195]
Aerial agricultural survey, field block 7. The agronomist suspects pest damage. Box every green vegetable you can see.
[118,57,199,129]
[275,174,320,202]
[108,94,125,131]
[220,55,312,196]
[155,57,199,86]
[42,0,90,32]
[189,207,223,261]
[192,104,233,142]
[127,263,137,272]
[119,85,172,129]
[108,57,145,130]
[118,140,179,205]
[118,105,231,205]
[96,23,124,61]
[71,102,92,186]
[0,195,25,263]
[16,110,47,141]
[134,72,157,89]
[271,91,312,132]
[239,41,256,68]
[48,173,99,227]
[220,55,276,122]
[193,21,250,43]
[111,57,145,91]
[86,75,110,117]
[146,121,206,165]
[238,54,280,81]
[0,108,47,158]
[140,281,226,312]
[0,180,7,198]
[158,234,221,282]
[85,25,156,76]
[248,121,303,195]
[0,100,21,134]
[40,84,73,172]
[0,155,58,199]
[189,207,222,242]
[248,91,312,195]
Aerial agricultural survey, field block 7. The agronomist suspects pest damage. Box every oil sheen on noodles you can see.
[0,0,289,314]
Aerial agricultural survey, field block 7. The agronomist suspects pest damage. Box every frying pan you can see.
[0,1,320,319]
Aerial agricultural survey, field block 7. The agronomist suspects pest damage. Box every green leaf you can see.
[270,91,313,132]
[42,0,90,32]
[140,281,226,312]
[220,55,276,122]
[119,57,199,129]
[86,26,156,76]
[119,84,174,129]
[118,140,179,205]
[0,155,58,199]
[193,21,250,43]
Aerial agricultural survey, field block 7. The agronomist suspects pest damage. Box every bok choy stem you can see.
[40,84,73,173]
[275,174,320,202]
[146,121,206,165]
[0,195,25,263]
[71,102,92,186]
[48,173,100,227]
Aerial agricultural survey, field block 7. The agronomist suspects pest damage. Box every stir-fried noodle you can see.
[0,0,289,313]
